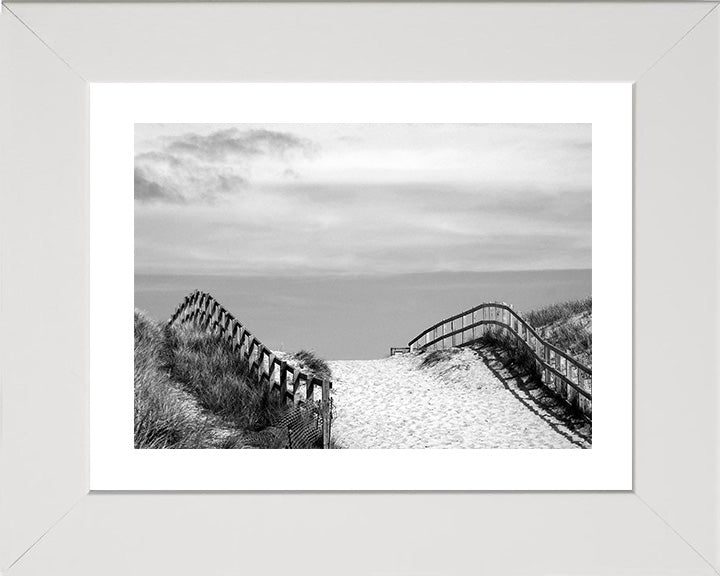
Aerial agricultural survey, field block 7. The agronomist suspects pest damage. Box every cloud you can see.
[134,160,249,204]
[164,128,317,162]
[134,123,591,275]
[261,181,591,228]
[134,177,591,276]
[135,128,318,204]
[134,151,184,167]
[134,167,184,204]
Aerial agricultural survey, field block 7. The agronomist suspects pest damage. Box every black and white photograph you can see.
[134,123,592,450]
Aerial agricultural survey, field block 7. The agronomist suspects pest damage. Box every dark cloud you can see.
[134,166,249,204]
[164,128,317,162]
[135,128,317,205]
[134,167,184,204]
[215,173,247,193]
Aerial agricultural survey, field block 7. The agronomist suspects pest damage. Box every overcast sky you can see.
[135,123,591,277]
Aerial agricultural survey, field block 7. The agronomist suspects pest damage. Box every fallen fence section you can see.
[408,302,592,419]
[168,290,332,448]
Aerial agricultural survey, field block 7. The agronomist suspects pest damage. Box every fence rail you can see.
[408,302,592,419]
[168,290,332,448]
[390,347,411,356]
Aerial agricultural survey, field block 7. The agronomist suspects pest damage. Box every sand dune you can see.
[328,348,590,449]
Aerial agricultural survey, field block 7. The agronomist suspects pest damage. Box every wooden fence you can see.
[168,290,333,448]
[408,302,592,419]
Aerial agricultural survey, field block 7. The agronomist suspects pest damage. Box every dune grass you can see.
[524,297,592,365]
[134,312,214,448]
[524,297,592,329]
[168,323,283,432]
[543,322,592,361]
[419,349,456,369]
[134,311,330,449]
[292,349,332,380]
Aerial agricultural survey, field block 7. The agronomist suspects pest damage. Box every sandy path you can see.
[328,348,588,449]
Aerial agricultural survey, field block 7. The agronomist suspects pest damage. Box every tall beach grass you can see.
[134,311,330,449]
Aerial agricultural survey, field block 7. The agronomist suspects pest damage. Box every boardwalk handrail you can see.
[408,302,592,419]
[168,290,332,448]
[389,347,411,356]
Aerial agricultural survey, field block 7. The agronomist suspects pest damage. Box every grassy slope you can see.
[134,313,218,448]
[134,311,330,449]
[525,297,592,367]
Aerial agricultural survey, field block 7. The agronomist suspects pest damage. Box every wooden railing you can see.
[168,290,332,448]
[408,302,592,419]
[389,347,411,356]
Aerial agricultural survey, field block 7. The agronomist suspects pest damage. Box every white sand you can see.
[328,348,589,449]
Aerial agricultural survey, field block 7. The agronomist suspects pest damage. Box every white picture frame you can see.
[1,2,718,574]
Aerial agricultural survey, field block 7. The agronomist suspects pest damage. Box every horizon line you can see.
[135,267,592,279]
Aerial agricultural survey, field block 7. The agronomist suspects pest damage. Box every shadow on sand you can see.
[471,342,592,448]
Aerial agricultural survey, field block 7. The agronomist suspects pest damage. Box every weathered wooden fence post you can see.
[292,370,302,405]
[306,376,315,402]
[322,379,331,449]
[279,361,288,406]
